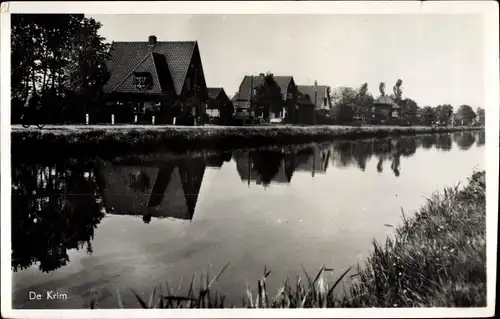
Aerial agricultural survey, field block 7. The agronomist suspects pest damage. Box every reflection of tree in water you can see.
[11,160,104,273]
[331,141,356,167]
[351,141,372,171]
[453,131,476,150]
[399,136,417,157]
[372,139,393,173]
[421,135,437,149]
[435,134,453,151]
[477,131,485,147]
[390,140,402,177]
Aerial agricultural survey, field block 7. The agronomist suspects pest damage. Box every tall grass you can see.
[343,170,486,307]
[90,170,486,309]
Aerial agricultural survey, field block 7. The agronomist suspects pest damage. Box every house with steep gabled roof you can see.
[233,73,298,123]
[102,35,208,125]
[295,83,333,124]
[296,85,332,110]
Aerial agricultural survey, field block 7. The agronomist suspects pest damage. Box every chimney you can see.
[148,35,157,47]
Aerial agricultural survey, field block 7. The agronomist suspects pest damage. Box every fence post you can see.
[85,113,89,125]
[134,115,138,123]
[152,115,155,125]
[111,114,115,125]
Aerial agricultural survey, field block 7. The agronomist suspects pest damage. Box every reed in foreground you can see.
[343,170,486,307]
[92,170,486,308]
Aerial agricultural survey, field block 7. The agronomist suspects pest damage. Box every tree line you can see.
[329,80,484,126]
[11,14,110,124]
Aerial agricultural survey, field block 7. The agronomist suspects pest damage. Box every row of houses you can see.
[101,35,400,125]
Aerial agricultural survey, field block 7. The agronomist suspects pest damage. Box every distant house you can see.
[102,35,208,125]
[371,95,401,124]
[296,85,332,110]
[234,74,298,123]
[296,84,332,124]
[97,158,206,222]
[206,88,234,124]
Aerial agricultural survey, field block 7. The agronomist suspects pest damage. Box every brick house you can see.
[233,74,298,123]
[102,35,208,125]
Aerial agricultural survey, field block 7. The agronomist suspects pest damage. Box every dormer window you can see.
[133,72,153,91]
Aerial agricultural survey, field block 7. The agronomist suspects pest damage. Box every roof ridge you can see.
[175,43,197,94]
[111,52,153,93]
[112,40,197,43]
[150,52,163,92]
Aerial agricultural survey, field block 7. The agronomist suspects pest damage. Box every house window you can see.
[133,72,152,90]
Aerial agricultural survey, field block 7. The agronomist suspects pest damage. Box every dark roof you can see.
[207,87,223,100]
[236,75,294,101]
[297,85,329,108]
[231,92,241,102]
[374,95,400,108]
[103,41,197,95]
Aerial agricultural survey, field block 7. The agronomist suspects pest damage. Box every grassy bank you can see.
[12,124,483,156]
[95,170,486,309]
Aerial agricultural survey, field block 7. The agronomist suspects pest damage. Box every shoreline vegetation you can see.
[90,170,485,309]
[12,125,483,156]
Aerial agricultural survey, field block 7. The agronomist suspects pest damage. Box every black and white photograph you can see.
[1,1,498,318]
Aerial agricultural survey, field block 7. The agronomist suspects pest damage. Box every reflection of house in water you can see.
[293,144,331,177]
[234,144,331,186]
[98,158,206,221]
[205,152,232,169]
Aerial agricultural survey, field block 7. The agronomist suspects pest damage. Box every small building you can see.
[234,74,298,123]
[371,95,401,124]
[102,35,208,125]
[206,88,234,125]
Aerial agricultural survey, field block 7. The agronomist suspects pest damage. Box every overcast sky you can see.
[89,14,484,108]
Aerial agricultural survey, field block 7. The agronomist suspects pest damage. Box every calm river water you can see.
[11,131,485,309]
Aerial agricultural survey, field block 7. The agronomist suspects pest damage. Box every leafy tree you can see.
[455,105,477,126]
[355,83,374,125]
[434,104,454,125]
[331,86,358,123]
[421,106,436,125]
[476,107,485,126]
[392,79,403,105]
[399,98,418,124]
[11,14,110,123]
[254,72,282,121]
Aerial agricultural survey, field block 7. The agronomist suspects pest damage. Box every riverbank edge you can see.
[101,169,486,309]
[11,125,484,155]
